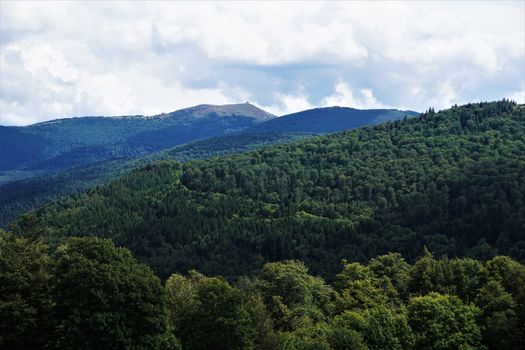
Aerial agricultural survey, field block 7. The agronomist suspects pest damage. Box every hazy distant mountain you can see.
[253,106,419,133]
[0,103,275,177]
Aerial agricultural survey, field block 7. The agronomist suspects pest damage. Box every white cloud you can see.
[263,92,314,116]
[321,81,385,109]
[0,40,243,125]
[508,89,525,104]
[150,2,368,65]
[0,1,523,125]
[264,82,388,116]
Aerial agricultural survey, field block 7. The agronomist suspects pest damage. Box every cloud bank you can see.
[0,1,523,125]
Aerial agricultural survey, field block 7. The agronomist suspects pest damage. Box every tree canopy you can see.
[2,226,525,349]
[34,100,525,279]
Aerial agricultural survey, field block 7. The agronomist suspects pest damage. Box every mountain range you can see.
[0,103,416,226]
[0,103,416,181]
[24,100,524,279]
[0,103,273,175]
[3,100,525,350]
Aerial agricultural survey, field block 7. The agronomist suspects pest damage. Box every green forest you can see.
[2,100,525,349]
[2,228,524,349]
[0,132,311,227]
[34,100,525,279]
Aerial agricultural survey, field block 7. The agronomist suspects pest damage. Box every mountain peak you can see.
[172,102,275,122]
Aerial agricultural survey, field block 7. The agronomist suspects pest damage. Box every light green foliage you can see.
[256,260,333,331]
[484,256,525,299]
[361,306,414,350]
[334,260,396,312]
[329,305,414,350]
[328,312,368,350]
[442,258,484,303]
[277,322,332,350]
[409,250,484,303]
[165,272,200,333]
[368,253,411,300]
[408,248,445,296]
[408,293,482,350]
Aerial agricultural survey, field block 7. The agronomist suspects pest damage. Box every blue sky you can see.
[0,1,524,125]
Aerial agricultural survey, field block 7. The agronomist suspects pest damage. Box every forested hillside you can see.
[0,132,311,227]
[35,100,525,279]
[0,106,414,225]
[2,229,524,349]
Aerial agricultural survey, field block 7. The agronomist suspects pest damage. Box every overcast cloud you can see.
[0,1,524,125]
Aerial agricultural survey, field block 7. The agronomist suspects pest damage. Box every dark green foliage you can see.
[34,100,525,279]
[3,100,525,348]
[2,220,525,349]
[0,230,53,349]
[475,280,518,349]
[165,271,253,350]
[8,213,50,240]
[0,104,410,229]
[52,237,178,349]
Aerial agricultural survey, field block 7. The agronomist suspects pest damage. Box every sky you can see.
[0,1,524,126]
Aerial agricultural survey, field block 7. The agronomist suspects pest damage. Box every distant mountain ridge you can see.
[0,103,274,174]
[30,102,274,125]
[0,103,415,186]
[253,106,419,133]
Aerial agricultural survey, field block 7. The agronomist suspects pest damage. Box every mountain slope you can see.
[252,107,418,133]
[0,132,311,227]
[0,106,415,220]
[34,100,525,279]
